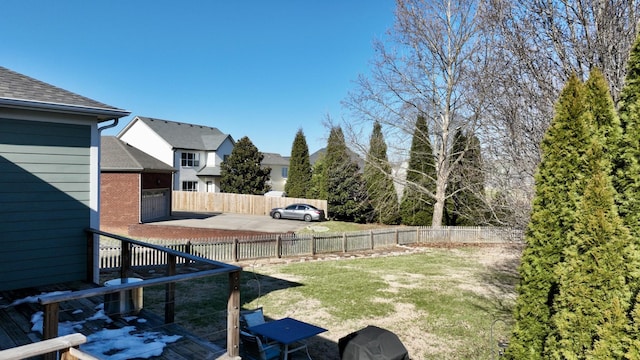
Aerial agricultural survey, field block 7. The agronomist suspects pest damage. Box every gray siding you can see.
[0,118,91,290]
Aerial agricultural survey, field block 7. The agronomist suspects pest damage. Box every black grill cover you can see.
[339,325,410,360]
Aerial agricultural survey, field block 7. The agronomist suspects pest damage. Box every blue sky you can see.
[1,1,396,155]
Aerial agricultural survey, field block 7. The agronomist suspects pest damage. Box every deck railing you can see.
[35,228,242,360]
[100,226,523,268]
[0,333,96,360]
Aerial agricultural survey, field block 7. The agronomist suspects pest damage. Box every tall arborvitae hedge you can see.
[545,141,633,359]
[364,121,400,224]
[285,129,312,198]
[618,35,640,127]
[616,34,640,240]
[506,75,591,359]
[220,136,271,195]
[400,115,436,225]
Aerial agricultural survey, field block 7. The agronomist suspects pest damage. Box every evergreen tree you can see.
[616,34,640,240]
[220,136,271,195]
[618,35,640,129]
[308,153,327,200]
[324,126,371,222]
[400,115,435,226]
[545,141,633,359]
[444,130,485,226]
[506,75,591,359]
[364,121,400,224]
[285,129,312,198]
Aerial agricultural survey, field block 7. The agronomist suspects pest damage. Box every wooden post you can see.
[227,270,241,358]
[342,233,347,253]
[121,241,131,279]
[185,241,192,265]
[233,238,239,262]
[395,229,399,245]
[276,235,282,259]
[165,254,176,324]
[86,230,95,284]
[42,303,59,360]
[370,230,374,250]
[311,235,316,256]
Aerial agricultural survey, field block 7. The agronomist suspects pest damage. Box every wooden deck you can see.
[0,281,227,360]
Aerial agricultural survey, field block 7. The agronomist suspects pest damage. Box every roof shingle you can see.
[0,66,128,117]
[129,116,232,151]
[101,136,175,172]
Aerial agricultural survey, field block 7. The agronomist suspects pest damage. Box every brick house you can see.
[100,136,175,230]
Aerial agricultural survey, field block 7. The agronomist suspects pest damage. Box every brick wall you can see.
[101,173,140,229]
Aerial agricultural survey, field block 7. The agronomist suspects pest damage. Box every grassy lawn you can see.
[143,245,520,359]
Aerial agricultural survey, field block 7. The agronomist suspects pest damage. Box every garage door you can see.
[141,189,169,222]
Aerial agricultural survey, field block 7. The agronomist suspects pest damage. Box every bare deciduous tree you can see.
[477,0,640,227]
[344,0,484,227]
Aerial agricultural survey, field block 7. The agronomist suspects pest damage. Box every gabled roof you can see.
[309,147,365,169]
[101,136,176,173]
[0,66,129,120]
[122,116,233,151]
[261,152,290,166]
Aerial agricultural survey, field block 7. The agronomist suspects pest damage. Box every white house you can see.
[117,116,234,192]
[261,152,290,193]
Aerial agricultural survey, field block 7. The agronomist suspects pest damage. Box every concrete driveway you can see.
[149,212,311,233]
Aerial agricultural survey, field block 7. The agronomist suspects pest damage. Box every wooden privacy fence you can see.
[172,190,327,216]
[99,226,524,269]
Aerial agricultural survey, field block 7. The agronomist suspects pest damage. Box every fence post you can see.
[343,233,347,253]
[86,230,95,284]
[395,228,399,245]
[233,238,239,262]
[165,254,176,324]
[227,270,241,358]
[185,241,192,265]
[416,227,420,244]
[121,241,131,279]
[276,235,282,259]
[370,230,374,250]
[42,302,59,360]
[311,235,316,256]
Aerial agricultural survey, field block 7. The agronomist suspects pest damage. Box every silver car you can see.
[270,203,326,222]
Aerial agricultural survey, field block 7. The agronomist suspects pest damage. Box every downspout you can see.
[97,118,119,132]
[91,117,119,284]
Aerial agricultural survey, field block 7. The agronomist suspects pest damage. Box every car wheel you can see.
[273,212,282,219]
[304,214,312,222]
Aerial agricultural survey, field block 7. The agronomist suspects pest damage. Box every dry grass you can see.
[141,244,522,359]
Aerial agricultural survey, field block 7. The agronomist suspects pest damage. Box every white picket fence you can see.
[99,226,524,269]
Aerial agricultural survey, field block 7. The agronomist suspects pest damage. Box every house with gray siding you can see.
[117,116,234,193]
[0,66,129,291]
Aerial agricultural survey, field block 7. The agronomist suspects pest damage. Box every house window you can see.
[281,167,288,178]
[223,154,229,163]
[182,181,198,192]
[181,152,200,167]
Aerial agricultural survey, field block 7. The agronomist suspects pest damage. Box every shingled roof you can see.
[123,116,232,151]
[101,136,175,173]
[0,66,129,120]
